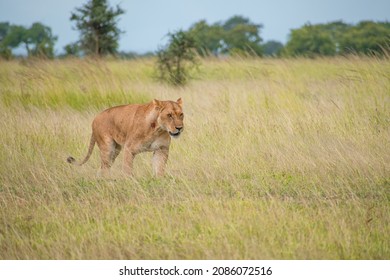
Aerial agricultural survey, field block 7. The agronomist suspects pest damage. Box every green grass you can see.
[0,57,389,259]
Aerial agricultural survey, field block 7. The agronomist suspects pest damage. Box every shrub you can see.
[156,31,198,86]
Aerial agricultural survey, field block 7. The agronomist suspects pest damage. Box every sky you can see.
[0,0,389,55]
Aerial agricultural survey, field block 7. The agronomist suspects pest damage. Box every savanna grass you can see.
[0,57,389,259]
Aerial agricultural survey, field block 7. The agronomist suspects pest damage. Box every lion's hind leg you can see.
[111,142,122,164]
[97,138,118,177]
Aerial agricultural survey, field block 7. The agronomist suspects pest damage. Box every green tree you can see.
[27,22,57,57]
[156,31,198,86]
[186,16,264,57]
[187,20,224,56]
[63,42,81,57]
[1,22,57,58]
[283,23,336,57]
[222,15,263,56]
[2,25,27,51]
[317,21,350,53]
[339,21,390,55]
[0,22,12,59]
[0,22,10,42]
[262,40,284,56]
[70,0,124,56]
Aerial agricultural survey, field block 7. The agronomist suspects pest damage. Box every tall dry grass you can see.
[0,57,389,259]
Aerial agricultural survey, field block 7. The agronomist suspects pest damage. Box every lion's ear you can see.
[176,98,183,107]
[153,99,162,109]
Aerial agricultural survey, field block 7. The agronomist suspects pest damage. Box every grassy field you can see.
[0,57,389,259]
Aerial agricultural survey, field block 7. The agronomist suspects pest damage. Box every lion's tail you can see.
[67,134,96,166]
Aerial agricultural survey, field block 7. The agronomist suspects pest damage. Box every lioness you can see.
[67,98,184,177]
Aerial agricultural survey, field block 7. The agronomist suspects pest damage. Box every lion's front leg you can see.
[152,148,169,177]
[123,148,135,176]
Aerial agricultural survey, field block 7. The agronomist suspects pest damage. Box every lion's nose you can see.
[176,126,183,132]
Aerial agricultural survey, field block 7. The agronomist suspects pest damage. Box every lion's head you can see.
[154,98,184,138]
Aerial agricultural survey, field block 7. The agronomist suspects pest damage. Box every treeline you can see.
[283,21,390,57]
[181,18,390,57]
[0,0,389,59]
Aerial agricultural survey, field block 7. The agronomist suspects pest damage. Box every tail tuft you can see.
[67,156,76,164]
[67,134,95,167]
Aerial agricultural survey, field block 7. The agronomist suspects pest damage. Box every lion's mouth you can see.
[169,131,181,138]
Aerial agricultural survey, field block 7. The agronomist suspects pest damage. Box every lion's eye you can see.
[180,113,184,118]
[167,114,172,118]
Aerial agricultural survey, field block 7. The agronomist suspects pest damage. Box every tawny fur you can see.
[67,98,184,177]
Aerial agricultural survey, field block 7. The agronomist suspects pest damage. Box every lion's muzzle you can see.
[169,126,183,138]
